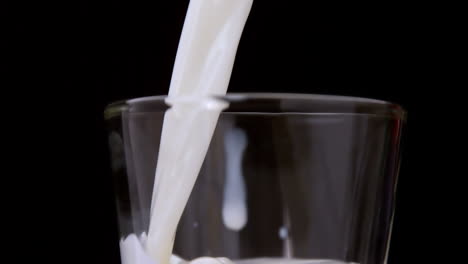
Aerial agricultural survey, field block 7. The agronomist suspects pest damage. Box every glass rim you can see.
[104,93,407,121]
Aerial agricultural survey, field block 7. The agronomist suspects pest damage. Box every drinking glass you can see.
[105,93,406,264]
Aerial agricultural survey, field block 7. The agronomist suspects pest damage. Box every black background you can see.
[6,0,457,263]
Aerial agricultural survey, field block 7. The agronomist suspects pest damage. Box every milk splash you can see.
[222,128,248,231]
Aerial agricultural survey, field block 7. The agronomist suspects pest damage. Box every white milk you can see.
[222,128,248,231]
[120,1,359,264]
[120,234,354,264]
[145,0,254,264]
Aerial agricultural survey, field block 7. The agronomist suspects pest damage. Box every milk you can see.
[166,0,254,97]
[120,0,357,263]
[222,128,248,231]
[120,234,354,264]
[145,0,254,264]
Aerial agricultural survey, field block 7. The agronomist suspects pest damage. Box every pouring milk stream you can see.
[146,0,253,263]
[119,1,354,264]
